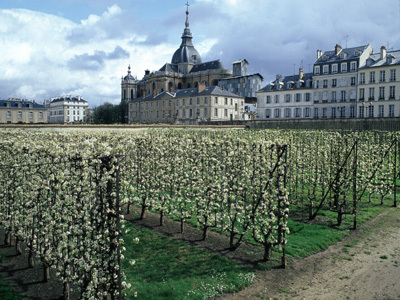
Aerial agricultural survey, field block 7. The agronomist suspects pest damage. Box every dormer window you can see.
[387,55,393,64]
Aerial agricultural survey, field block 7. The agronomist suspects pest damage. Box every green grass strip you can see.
[122,222,255,300]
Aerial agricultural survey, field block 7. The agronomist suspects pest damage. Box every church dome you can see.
[171,3,202,65]
[123,65,136,81]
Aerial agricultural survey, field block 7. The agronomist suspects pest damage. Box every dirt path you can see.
[220,207,400,300]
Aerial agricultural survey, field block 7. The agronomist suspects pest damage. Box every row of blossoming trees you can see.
[0,129,398,299]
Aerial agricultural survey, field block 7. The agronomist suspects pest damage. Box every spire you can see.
[128,65,131,75]
[185,0,190,29]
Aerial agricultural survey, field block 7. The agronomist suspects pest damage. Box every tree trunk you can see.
[43,262,50,282]
[28,250,35,268]
[263,242,271,262]
[180,219,184,234]
[63,282,70,300]
[202,226,208,241]
[159,211,164,226]
[15,237,22,255]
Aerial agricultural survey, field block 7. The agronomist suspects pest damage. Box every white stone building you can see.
[48,96,89,124]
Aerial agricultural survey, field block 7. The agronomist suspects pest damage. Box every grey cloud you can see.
[67,46,130,71]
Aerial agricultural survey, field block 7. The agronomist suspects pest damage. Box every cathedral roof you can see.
[171,2,202,65]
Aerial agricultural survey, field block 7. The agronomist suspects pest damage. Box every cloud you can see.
[67,46,130,70]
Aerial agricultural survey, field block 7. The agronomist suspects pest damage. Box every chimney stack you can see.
[197,82,206,93]
[380,46,387,60]
[317,50,323,59]
[335,44,342,55]
[299,68,304,80]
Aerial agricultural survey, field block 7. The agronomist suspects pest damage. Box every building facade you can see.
[358,46,400,118]
[257,44,400,120]
[257,69,314,120]
[129,84,245,124]
[48,96,89,124]
[0,99,48,124]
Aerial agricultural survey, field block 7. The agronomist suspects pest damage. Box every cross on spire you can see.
[186,0,190,13]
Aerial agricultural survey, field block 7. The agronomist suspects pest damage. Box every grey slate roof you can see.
[314,44,370,65]
[129,86,242,103]
[159,63,179,73]
[51,97,87,103]
[259,72,313,92]
[360,50,400,68]
[0,99,46,109]
[190,60,227,73]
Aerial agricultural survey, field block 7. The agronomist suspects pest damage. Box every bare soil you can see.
[1,207,399,300]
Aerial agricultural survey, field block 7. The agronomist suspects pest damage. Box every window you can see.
[176,99,179,106]
[389,105,395,117]
[215,97,218,104]
[157,111,160,118]
[224,98,228,105]
[169,100,171,107]
[332,78,337,87]
[390,86,395,99]
[230,99,233,105]
[368,105,374,118]
[214,108,218,117]
[39,112,43,119]
[314,66,320,75]
[379,87,385,100]
[380,70,386,83]
[305,93,311,102]
[350,61,357,71]
[351,77,356,86]
[322,107,327,118]
[390,69,396,82]
[284,108,291,118]
[370,71,375,83]
[341,63,347,72]
[235,103,238,111]
[316,80,320,88]
[332,107,337,118]
[204,107,208,117]
[204,97,208,104]
[359,88,365,100]
[323,80,328,88]
[378,105,384,117]
[341,91,346,102]
[323,65,329,74]
[189,98,192,105]
[285,94,291,102]
[197,98,200,105]
[274,95,280,103]
[265,109,270,118]
[7,111,11,118]
[359,106,364,118]
[266,95,271,104]
[296,93,301,102]
[182,99,186,106]
[332,64,338,73]
[224,109,228,117]
[331,91,337,102]
[189,109,193,117]
[304,107,310,118]
[350,106,356,118]
[314,108,319,118]
[18,111,22,118]
[360,73,365,84]
[274,108,281,118]
[323,92,328,102]
[369,87,375,100]
[182,109,186,118]
[314,92,319,103]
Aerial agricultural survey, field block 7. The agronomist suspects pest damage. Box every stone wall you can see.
[200,118,400,132]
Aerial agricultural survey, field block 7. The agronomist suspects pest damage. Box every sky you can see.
[1,0,400,107]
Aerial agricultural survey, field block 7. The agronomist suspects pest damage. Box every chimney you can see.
[145,70,150,76]
[197,82,206,93]
[142,91,146,99]
[317,50,323,59]
[335,44,342,55]
[299,68,304,80]
[152,89,156,97]
[380,46,387,60]
[33,100,35,104]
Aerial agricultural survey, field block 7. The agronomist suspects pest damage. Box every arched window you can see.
[187,83,191,88]
[123,89,127,99]
[152,82,156,93]
[178,82,183,89]
[161,88,164,92]
[168,82,173,92]
[212,79,218,86]
[131,89,134,99]
[194,82,198,88]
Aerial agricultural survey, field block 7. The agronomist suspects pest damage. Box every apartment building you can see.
[48,96,89,124]
[257,68,313,120]
[0,98,47,124]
